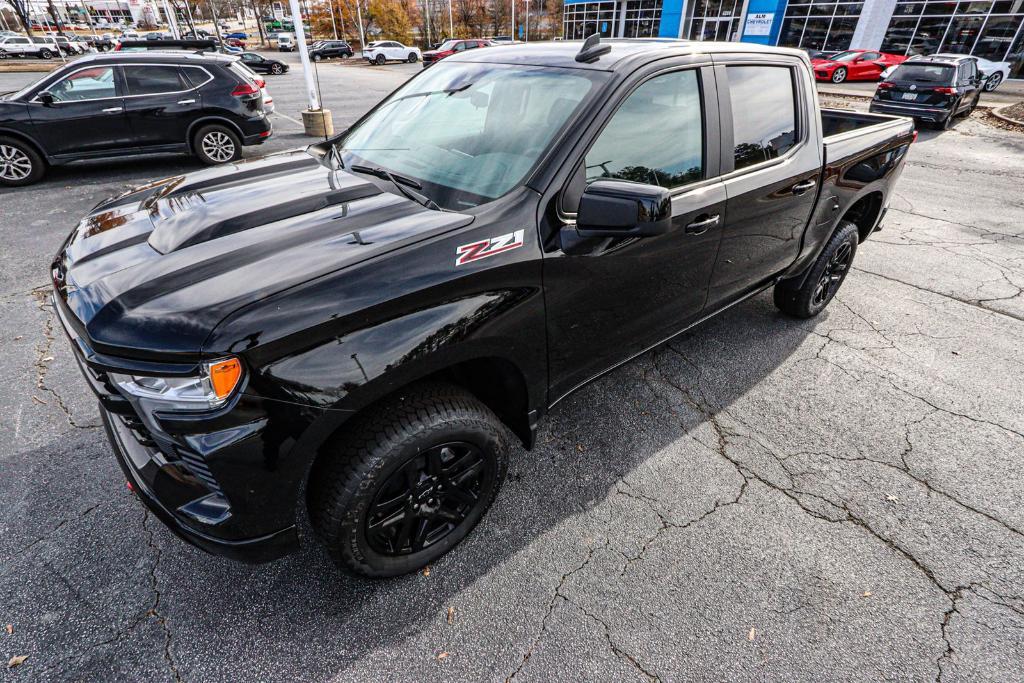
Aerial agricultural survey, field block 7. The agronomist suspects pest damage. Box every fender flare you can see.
[185,116,246,150]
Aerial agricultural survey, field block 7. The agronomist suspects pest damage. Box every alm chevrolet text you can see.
[52,38,914,577]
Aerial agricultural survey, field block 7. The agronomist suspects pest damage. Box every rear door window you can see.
[124,65,188,96]
[726,66,797,171]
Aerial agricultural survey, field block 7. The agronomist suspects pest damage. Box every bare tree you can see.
[8,0,33,35]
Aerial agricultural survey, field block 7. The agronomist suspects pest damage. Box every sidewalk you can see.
[817,79,1024,106]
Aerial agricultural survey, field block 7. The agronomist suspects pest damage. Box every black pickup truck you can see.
[52,38,914,577]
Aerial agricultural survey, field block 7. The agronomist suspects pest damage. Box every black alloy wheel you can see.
[365,441,492,556]
[811,240,852,307]
[375,53,386,65]
[773,220,859,318]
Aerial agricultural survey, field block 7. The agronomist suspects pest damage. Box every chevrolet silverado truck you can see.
[52,37,915,578]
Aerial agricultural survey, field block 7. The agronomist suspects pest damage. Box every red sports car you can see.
[421,39,491,67]
[811,49,907,83]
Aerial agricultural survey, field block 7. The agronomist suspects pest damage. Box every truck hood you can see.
[52,151,474,359]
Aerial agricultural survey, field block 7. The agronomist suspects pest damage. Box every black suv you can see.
[869,55,983,129]
[309,40,353,61]
[0,52,272,186]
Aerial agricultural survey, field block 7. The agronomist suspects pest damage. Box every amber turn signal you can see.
[208,358,242,400]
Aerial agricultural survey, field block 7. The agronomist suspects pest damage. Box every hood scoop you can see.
[147,171,381,254]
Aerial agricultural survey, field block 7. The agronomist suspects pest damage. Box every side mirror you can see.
[569,179,673,242]
[38,91,54,105]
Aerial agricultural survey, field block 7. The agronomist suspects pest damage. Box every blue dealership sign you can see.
[739,0,788,44]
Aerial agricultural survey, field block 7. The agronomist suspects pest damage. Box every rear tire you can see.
[192,124,242,165]
[407,52,418,63]
[270,63,283,74]
[773,221,858,318]
[308,382,511,578]
[831,67,847,83]
[0,136,46,187]
[984,73,1002,91]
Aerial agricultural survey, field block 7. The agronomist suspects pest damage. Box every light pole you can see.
[355,0,364,49]
[510,0,514,40]
[447,0,452,38]
[328,0,337,39]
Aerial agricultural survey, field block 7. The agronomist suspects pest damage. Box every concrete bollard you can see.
[302,109,335,137]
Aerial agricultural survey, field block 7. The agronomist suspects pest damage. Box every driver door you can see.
[851,52,883,79]
[544,65,727,401]
[27,65,133,157]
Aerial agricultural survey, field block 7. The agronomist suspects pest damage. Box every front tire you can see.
[0,137,46,186]
[39,49,53,59]
[375,54,386,65]
[313,53,322,61]
[774,221,858,318]
[192,124,241,165]
[831,67,847,84]
[309,382,511,578]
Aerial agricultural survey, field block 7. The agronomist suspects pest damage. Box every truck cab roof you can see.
[454,38,810,71]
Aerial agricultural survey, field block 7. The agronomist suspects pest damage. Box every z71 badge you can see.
[455,229,525,266]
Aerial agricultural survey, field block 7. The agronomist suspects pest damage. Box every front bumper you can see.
[103,409,297,562]
[50,291,327,564]
[869,100,951,122]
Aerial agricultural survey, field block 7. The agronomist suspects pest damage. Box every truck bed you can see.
[820,108,915,170]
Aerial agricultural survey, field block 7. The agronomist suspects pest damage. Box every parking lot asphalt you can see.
[2,55,1024,682]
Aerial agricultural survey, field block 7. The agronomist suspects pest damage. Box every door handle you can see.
[177,99,196,104]
[101,107,121,113]
[685,214,720,235]
[791,179,816,195]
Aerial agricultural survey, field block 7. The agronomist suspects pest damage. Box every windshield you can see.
[337,62,603,210]
[890,63,955,83]
[828,51,862,62]
[437,40,459,51]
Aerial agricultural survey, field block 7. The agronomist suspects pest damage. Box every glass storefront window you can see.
[776,0,863,51]
[880,0,1023,78]
[684,0,743,40]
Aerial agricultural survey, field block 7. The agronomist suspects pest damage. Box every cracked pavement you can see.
[2,70,1024,681]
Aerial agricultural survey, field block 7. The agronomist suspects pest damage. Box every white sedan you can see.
[362,40,421,65]
[882,53,1012,91]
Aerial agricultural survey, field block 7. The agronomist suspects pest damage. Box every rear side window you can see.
[586,69,703,188]
[124,65,187,95]
[726,66,797,171]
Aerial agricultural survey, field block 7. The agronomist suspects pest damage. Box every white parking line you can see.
[272,112,305,129]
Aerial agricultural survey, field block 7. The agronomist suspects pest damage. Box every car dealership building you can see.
[561,0,1024,78]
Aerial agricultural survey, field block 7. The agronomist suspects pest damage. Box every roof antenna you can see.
[575,33,611,64]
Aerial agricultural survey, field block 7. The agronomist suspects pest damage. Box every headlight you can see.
[109,357,243,412]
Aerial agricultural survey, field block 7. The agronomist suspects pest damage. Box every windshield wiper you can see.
[350,164,441,211]
[381,82,474,107]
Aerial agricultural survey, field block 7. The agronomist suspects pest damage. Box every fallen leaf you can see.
[42,356,53,362]
[422,566,431,577]
[8,655,28,668]
[862,591,873,598]
[31,396,47,405]
[5,624,12,634]
[436,652,449,661]
[447,606,455,625]
[748,627,756,641]
[886,494,899,502]
[13,336,22,341]
[576,443,584,453]
[951,351,960,355]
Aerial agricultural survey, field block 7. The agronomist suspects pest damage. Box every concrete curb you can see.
[990,102,1024,126]
[0,61,61,74]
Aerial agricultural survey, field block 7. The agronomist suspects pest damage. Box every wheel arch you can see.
[0,127,50,162]
[185,116,246,149]
[841,190,884,243]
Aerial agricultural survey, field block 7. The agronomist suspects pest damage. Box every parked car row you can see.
[0,34,92,59]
